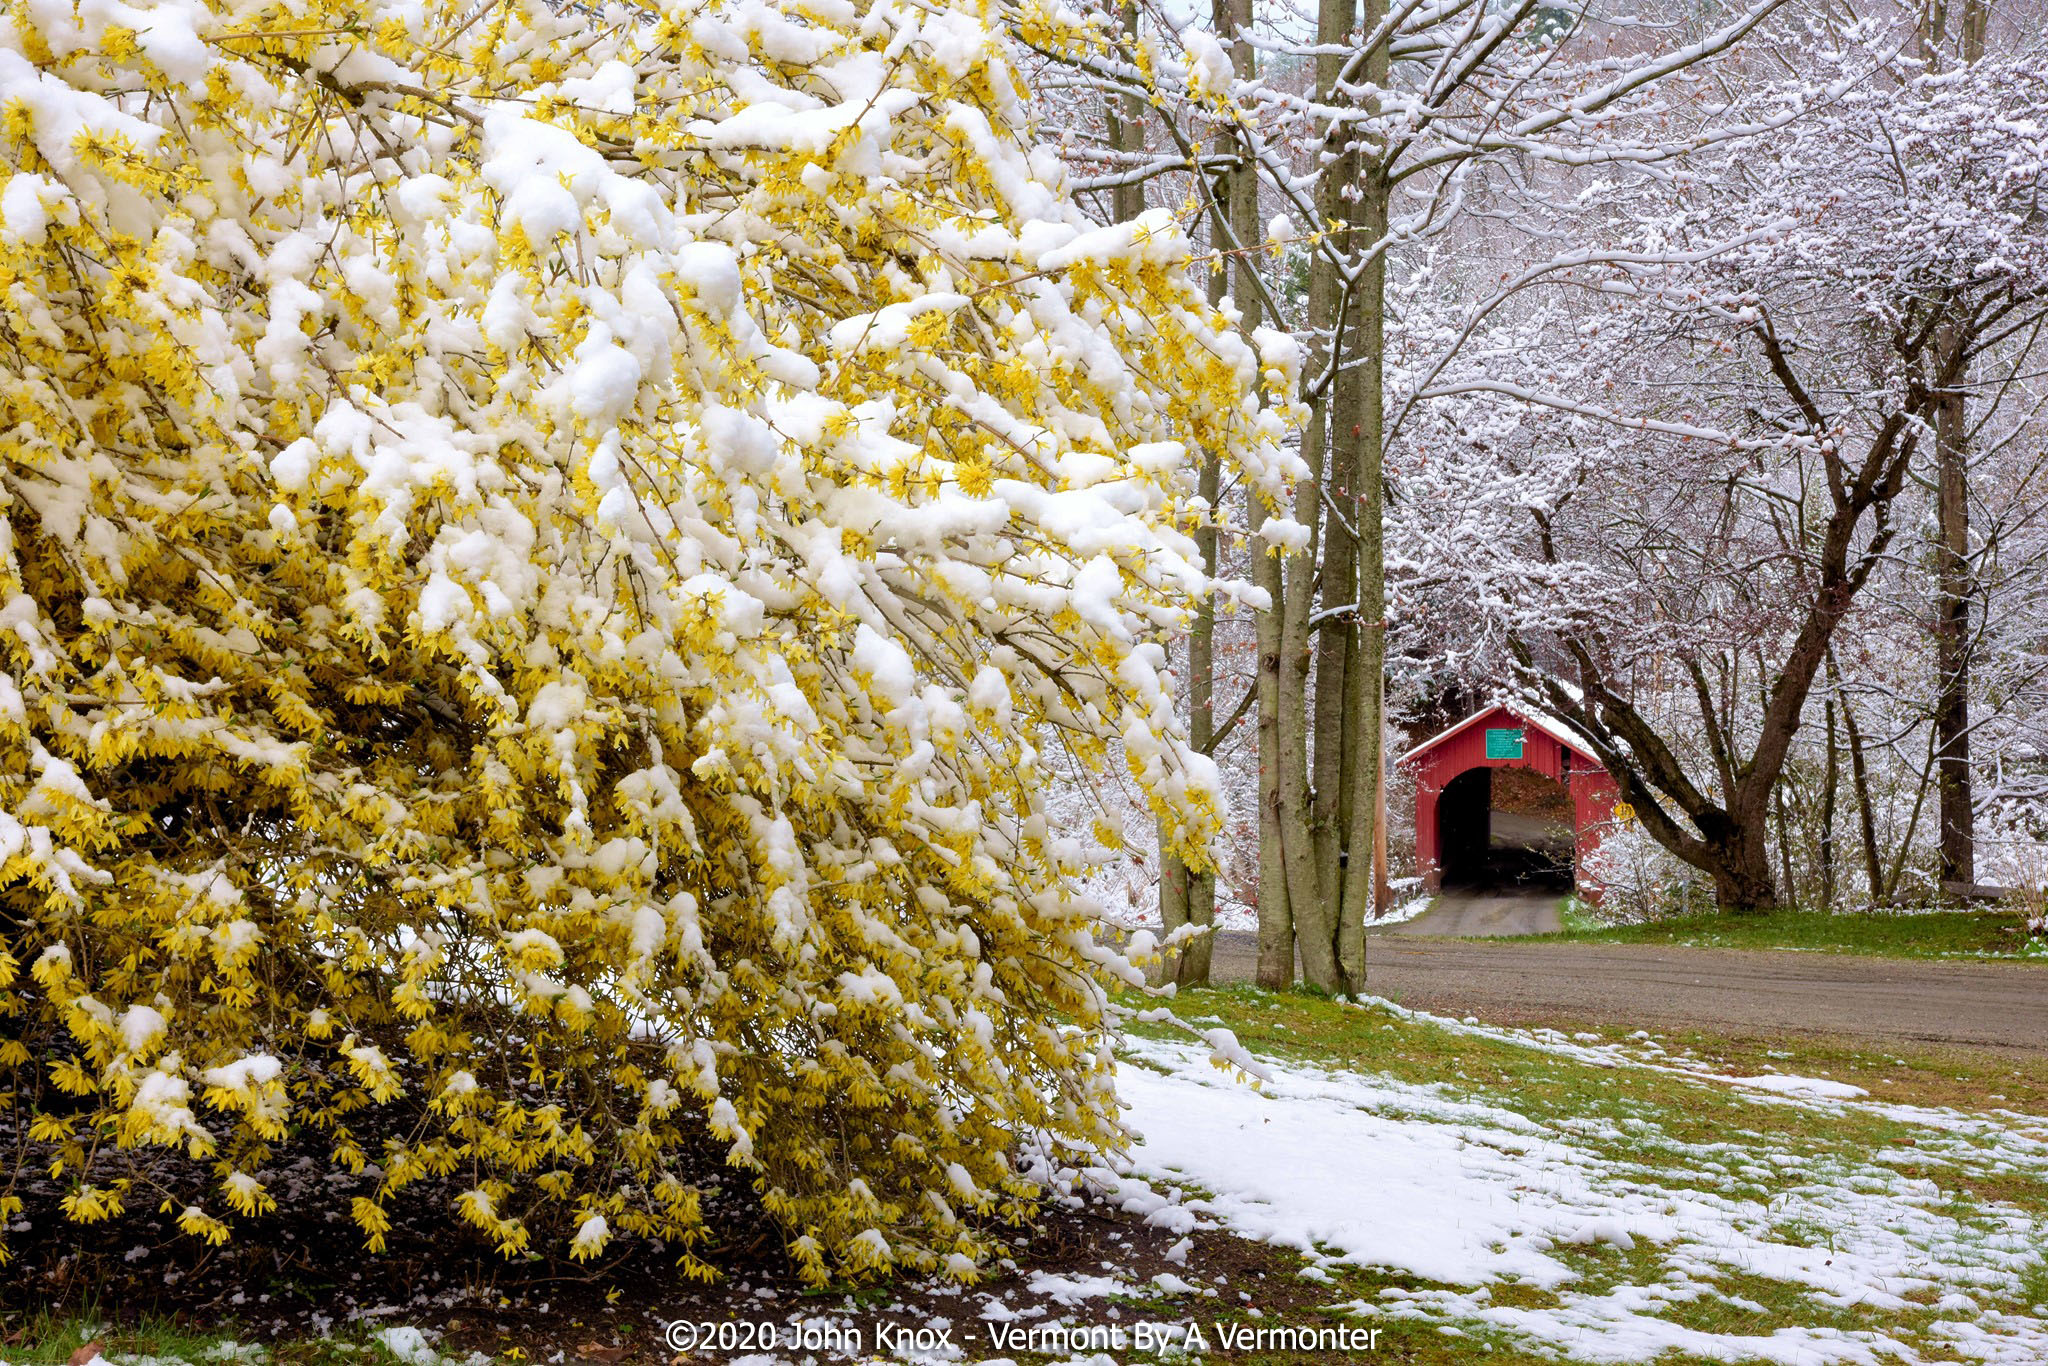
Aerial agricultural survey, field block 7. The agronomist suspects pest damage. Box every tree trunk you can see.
[1335,148,1389,992]
[1709,833,1778,913]
[1373,731,1390,914]
[1253,534,1294,988]
[1278,535,1329,986]
[1178,854,1217,986]
[1208,0,1293,992]
[1174,211,1227,990]
[1846,710,1886,903]
[1933,351,1974,888]
[1296,0,1391,997]
[1825,647,1885,903]
[1157,852,1188,982]
[1277,0,1362,994]
[1106,1,1145,226]
[1309,183,1362,953]
[1923,0,1984,900]
[1819,697,1839,910]
[1774,785,1796,910]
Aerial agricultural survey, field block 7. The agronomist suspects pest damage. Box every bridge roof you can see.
[1396,703,1599,768]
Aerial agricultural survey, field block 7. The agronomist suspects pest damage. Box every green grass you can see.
[1527,905,2038,960]
[2018,1253,2048,1315]
[1149,986,2040,1171]
[1137,984,2048,1363]
[0,1318,397,1366]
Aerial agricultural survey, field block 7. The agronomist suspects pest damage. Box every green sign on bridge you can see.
[1484,727,1525,760]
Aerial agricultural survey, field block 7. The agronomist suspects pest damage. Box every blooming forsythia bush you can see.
[0,0,1298,1275]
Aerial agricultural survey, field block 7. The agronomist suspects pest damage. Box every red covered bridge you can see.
[1398,705,1622,892]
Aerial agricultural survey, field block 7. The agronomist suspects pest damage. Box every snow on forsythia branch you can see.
[0,0,1298,1277]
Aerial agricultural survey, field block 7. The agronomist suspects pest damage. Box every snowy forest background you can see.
[1037,0,2048,941]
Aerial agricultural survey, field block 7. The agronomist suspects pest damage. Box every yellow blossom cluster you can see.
[0,0,1297,1276]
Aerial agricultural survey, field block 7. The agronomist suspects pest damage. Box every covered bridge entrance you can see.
[1398,705,1621,892]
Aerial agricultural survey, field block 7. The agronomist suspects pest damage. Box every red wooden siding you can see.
[1402,705,1621,893]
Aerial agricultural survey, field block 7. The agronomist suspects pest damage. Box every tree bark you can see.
[1157,852,1189,982]
[1203,0,1292,992]
[1309,173,1362,954]
[1934,372,1974,888]
[1253,530,1294,987]
[1106,1,1146,226]
[1373,730,1390,913]
[1291,0,1392,996]
[1775,784,1796,910]
[1825,647,1886,904]
[1276,0,1364,994]
[1333,152,1389,990]
[1819,696,1839,910]
[1174,167,1229,989]
[1926,0,1985,899]
[1708,836,1779,913]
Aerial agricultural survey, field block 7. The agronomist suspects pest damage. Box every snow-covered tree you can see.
[1016,0,1792,983]
[0,0,1295,1273]
[1399,27,2048,910]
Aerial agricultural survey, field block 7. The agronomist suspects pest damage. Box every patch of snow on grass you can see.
[1369,888,1436,927]
[373,1328,440,1366]
[1114,1035,2048,1364]
[1732,1073,1870,1100]
[1023,1271,1129,1304]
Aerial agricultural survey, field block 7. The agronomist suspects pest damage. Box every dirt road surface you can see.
[1207,927,2048,1056]
[1384,887,1563,936]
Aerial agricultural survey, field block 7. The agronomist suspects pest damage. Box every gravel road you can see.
[1206,893,2048,1055]
[1382,887,1564,937]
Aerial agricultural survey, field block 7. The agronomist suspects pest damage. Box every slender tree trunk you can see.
[1923,0,1985,901]
[1334,149,1389,991]
[1278,510,1330,986]
[1373,730,1391,914]
[1253,526,1293,987]
[1107,1,1145,227]
[1886,725,1944,902]
[1847,714,1885,902]
[1173,161,1231,990]
[1829,648,1886,903]
[1276,0,1362,994]
[1819,697,1839,910]
[1309,436,1355,952]
[1775,785,1796,910]
[1193,0,1262,987]
[1179,521,1219,985]
[1296,0,1391,996]
[1200,0,1291,992]
[1933,349,1974,888]
[1309,188,1362,949]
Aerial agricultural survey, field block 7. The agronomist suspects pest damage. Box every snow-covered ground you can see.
[1103,1016,2048,1365]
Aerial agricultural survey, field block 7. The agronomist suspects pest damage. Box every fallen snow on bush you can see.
[1114,1033,2048,1364]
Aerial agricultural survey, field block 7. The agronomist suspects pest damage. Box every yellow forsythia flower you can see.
[0,0,1293,1280]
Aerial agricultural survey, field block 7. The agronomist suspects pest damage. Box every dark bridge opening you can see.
[1436,767,1576,890]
